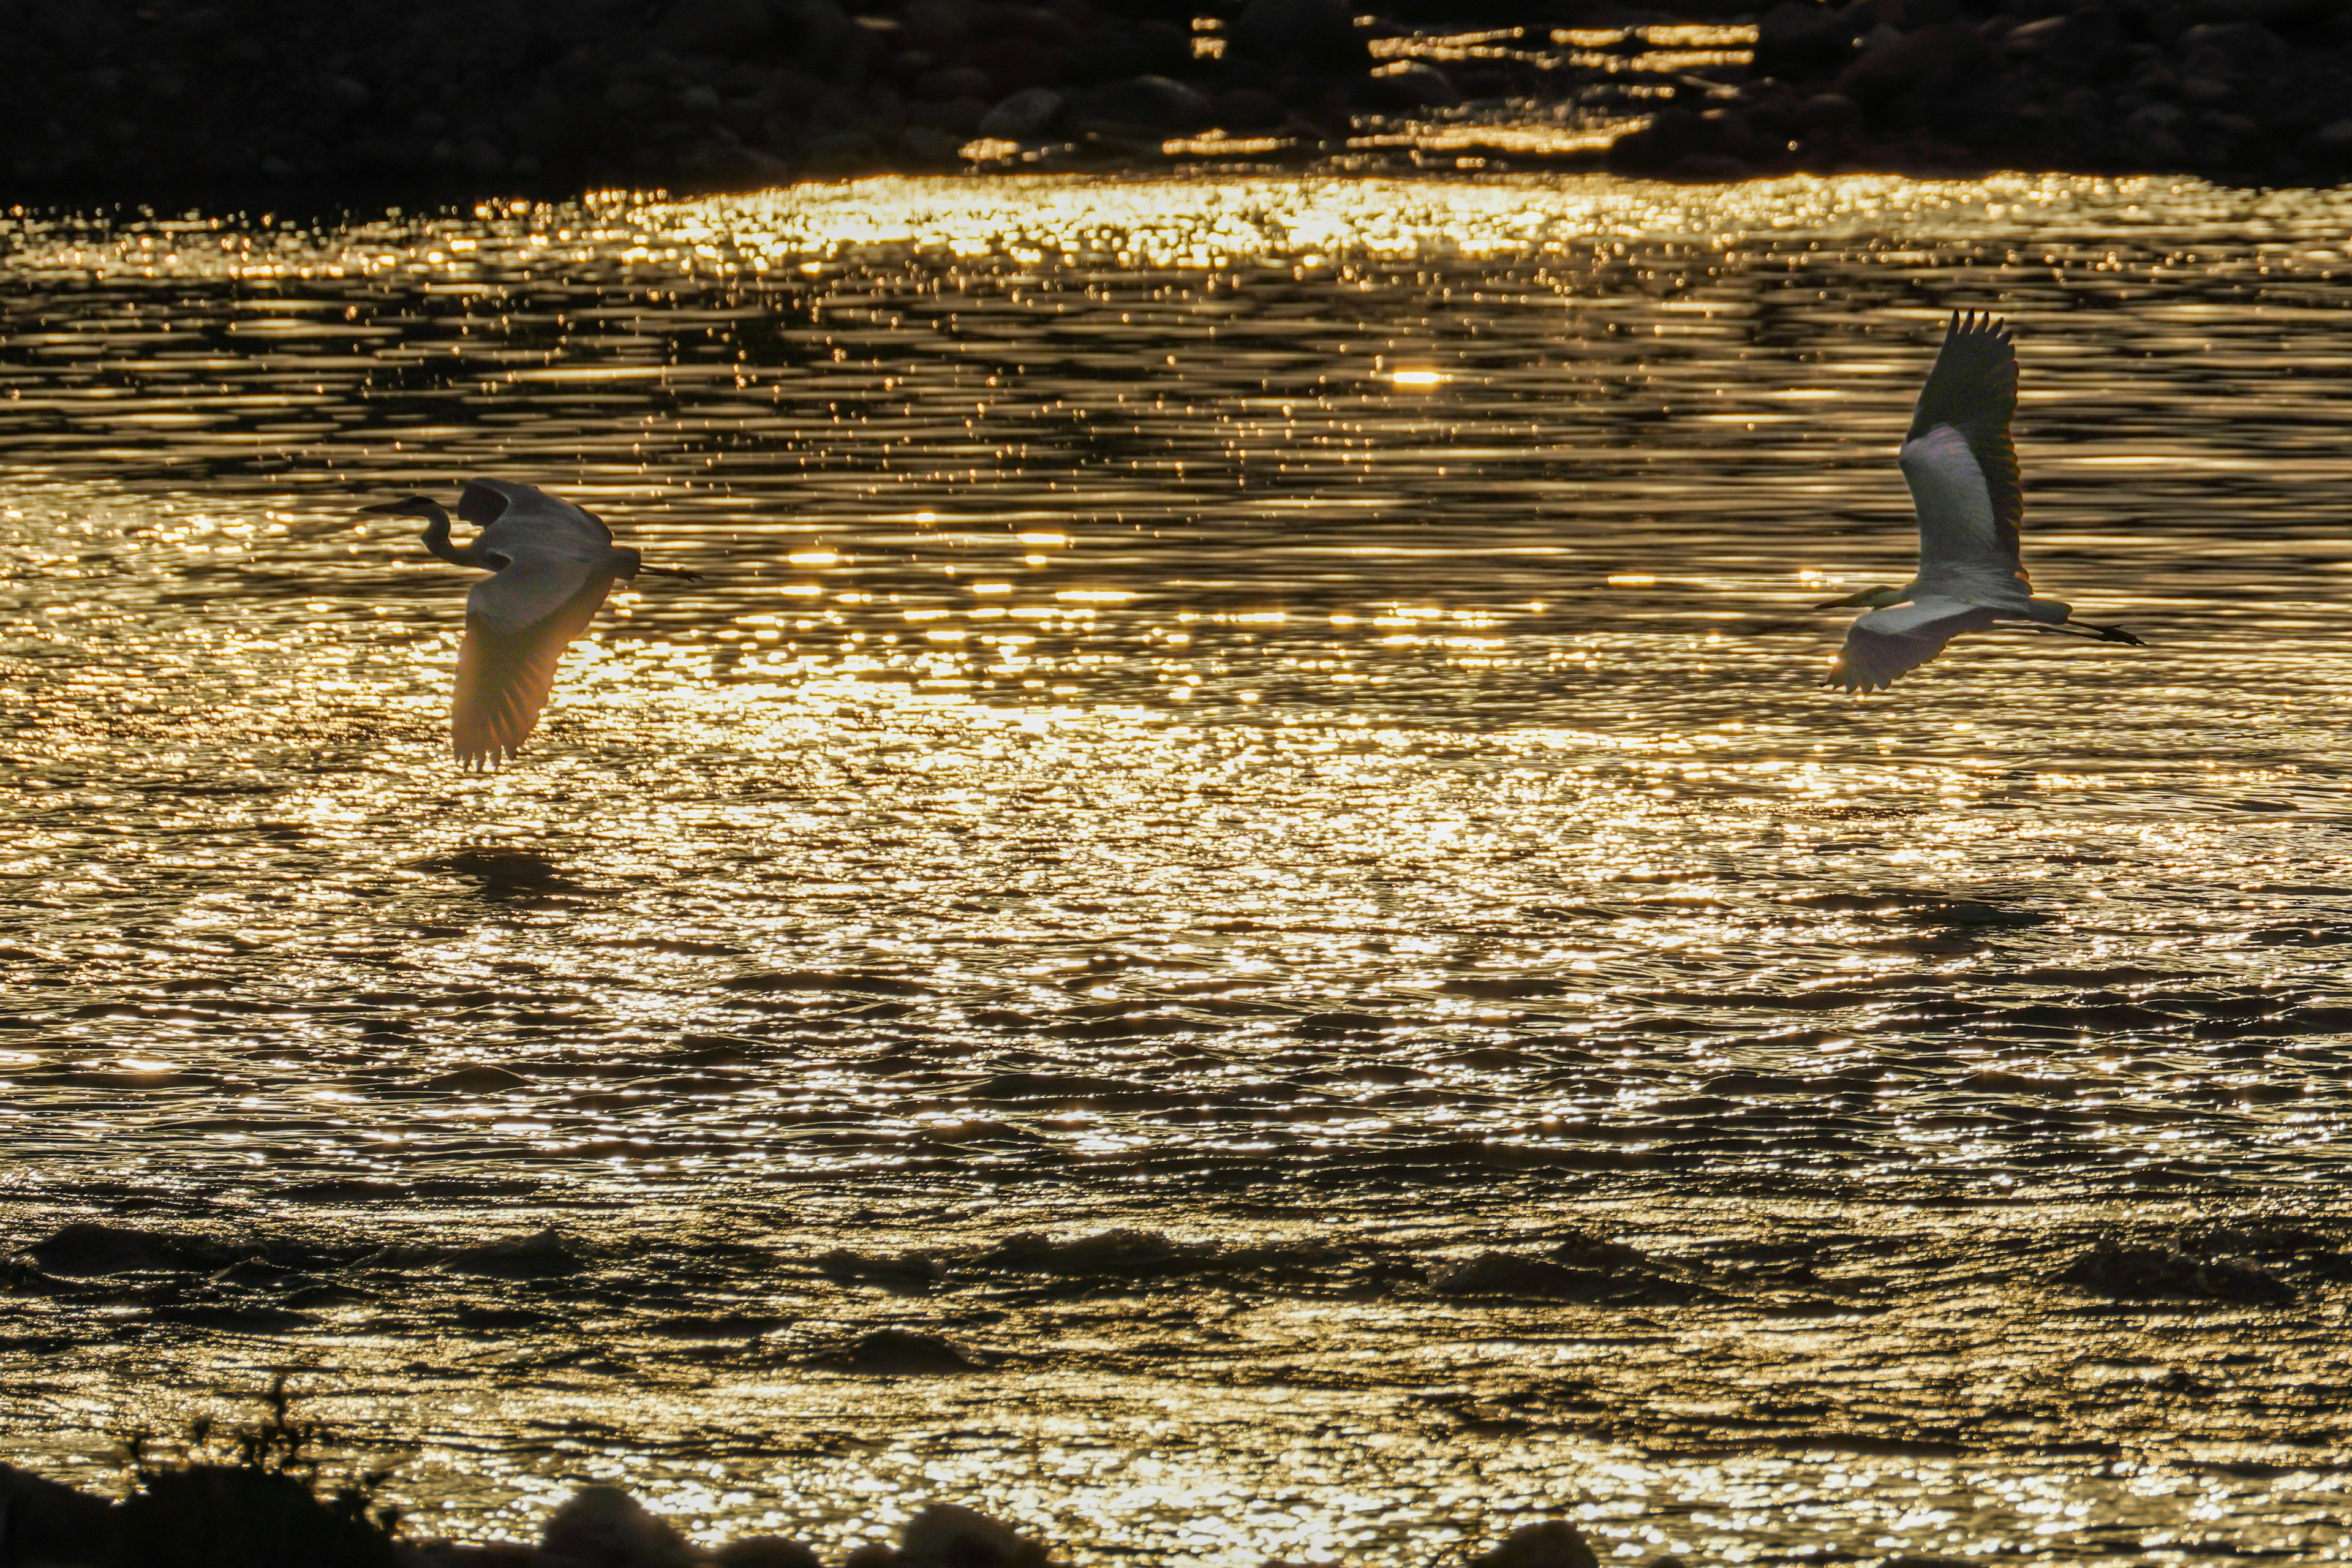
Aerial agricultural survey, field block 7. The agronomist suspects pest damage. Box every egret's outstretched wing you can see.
[459,478,614,554]
[1826,596,1996,693]
[1899,311,2027,605]
[450,549,616,769]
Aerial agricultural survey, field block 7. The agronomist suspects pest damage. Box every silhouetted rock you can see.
[899,0,973,59]
[1469,1521,1599,1568]
[398,1544,540,1568]
[1756,0,1856,75]
[1547,1231,1651,1273]
[913,66,992,103]
[1364,61,1464,110]
[1229,0,1369,72]
[1213,88,1290,130]
[1069,75,1213,134]
[415,848,568,888]
[119,1465,400,1568]
[714,1540,821,1568]
[895,1505,1049,1568]
[1836,21,1989,106]
[658,0,771,56]
[540,1485,710,1568]
[1605,106,1761,179]
[1068,18,1190,83]
[1,1461,117,1567]
[2,0,2348,203]
[1793,92,1861,133]
[979,88,1065,140]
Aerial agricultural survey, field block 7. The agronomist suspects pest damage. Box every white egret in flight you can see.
[1817,311,2144,693]
[364,480,698,770]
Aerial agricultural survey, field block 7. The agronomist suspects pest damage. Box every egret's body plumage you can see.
[1823,311,2142,692]
[366,480,695,770]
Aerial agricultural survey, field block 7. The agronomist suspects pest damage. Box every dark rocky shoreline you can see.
[1,1461,1634,1568]
[2,0,2347,210]
[4,1213,2339,1566]
[1613,0,2352,185]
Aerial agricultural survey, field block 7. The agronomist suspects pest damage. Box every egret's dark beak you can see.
[361,496,437,516]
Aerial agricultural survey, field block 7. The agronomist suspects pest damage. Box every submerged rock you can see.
[1547,1231,1652,1273]
[415,848,569,888]
[29,1222,210,1276]
[2058,1243,2294,1306]
[816,1328,990,1375]
[1469,1520,1599,1568]
[442,1229,584,1280]
[423,1064,534,1094]
[974,1228,1209,1276]
[817,1248,949,1292]
[1432,1252,1614,1300]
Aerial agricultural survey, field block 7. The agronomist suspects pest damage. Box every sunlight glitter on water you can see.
[2,173,2350,1562]
[15,173,2352,283]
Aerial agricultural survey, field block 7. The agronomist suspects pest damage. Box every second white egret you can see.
[1817,311,2145,693]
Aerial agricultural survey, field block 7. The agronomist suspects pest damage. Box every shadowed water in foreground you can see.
[1,175,2350,1564]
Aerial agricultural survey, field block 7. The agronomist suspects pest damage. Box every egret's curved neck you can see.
[418,503,491,568]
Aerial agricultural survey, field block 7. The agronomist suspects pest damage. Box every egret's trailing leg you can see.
[1997,619,2149,646]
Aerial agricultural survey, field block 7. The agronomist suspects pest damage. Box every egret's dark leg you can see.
[2068,619,2147,646]
[1996,620,2104,640]
[1996,619,2147,646]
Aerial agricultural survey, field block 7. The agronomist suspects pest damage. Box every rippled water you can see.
[4,175,2351,1565]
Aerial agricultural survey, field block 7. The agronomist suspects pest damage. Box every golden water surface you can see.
[2,173,2350,1564]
